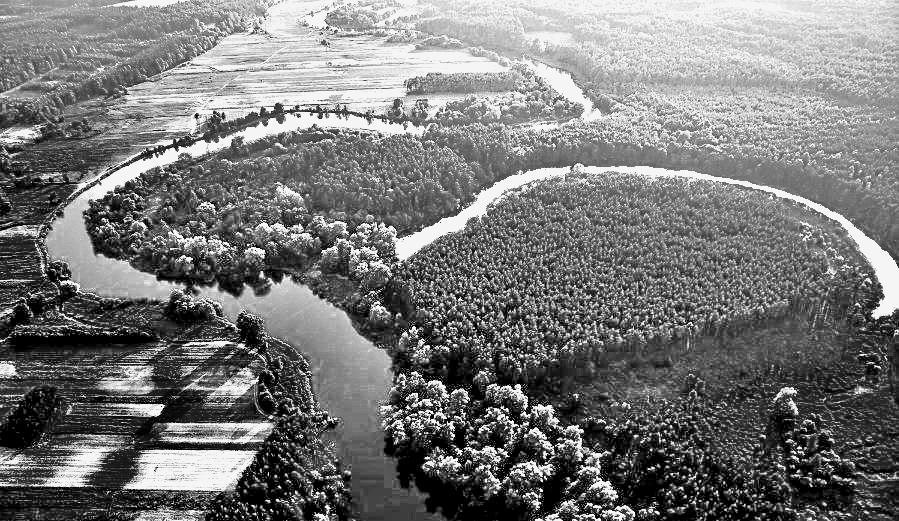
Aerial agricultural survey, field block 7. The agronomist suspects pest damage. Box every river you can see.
[46,113,437,521]
[44,9,899,521]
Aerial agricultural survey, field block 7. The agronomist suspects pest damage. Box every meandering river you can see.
[44,10,899,521]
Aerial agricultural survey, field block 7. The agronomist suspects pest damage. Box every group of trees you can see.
[381,371,636,521]
[0,386,64,448]
[413,0,899,260]
[389,172,877,387]
[256,352,315,416]
[421,120,899,281]
[207,311,346,519]
[417,3,530,52]
[0,0,277,125]
[323,0,407,32]
[165,288,223,322]
[420,0,896,104]
[765,388,856,495]
[405,71,524,95]
[324,5,380,31]
[206,412,354,521]
[85,129,497,290]
[428,63,584,126]
[588,384,855,521]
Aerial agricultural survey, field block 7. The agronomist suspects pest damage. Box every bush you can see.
[237,310,266,345]
[45,259,71,282]
[0,386,65,448]
[367,302,393,329]
[58,279,80,306]
[11,298,33,325]
[165,288,223,322]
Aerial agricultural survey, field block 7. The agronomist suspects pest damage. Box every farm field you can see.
[1,0,898,521]
[0,298,277,519]
[1,0,505,181]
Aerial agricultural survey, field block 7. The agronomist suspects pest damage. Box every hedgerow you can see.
[9,323,156,344]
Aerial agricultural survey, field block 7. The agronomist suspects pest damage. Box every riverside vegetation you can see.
[83,122,894,520]
[3,0,898,520]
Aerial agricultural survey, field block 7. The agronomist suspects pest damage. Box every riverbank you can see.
[4,1,898,520]
[0,6,372,521]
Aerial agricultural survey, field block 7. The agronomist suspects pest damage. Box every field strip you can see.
[97,366,157,395]
[59,402,167,434]
[205,366,258,399]
[0,279,40,285]
[122,449,257,491]
[0,433,258,491]
[0,225,41,238]
[107,0,187,7]
[132,510,204,521]
[0,434,129,487]
[66,403,166,418]
[44,446,116,487]
[152,422,272,446]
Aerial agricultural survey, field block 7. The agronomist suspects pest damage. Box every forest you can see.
[2,0,898,520]
[84,129,487,290]
[391,172,877,386]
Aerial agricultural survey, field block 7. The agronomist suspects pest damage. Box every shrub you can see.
[165,288,223,322]
[237,310,266,345]
[11,298,33,325]
[57,279,80,307]
[0,386,65,448]
[45,259,71,282]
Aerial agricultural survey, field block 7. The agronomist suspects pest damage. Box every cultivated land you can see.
[0,301,273,519]
[1,0,504,181]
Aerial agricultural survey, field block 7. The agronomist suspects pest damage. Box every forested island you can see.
[1,1,897,521]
